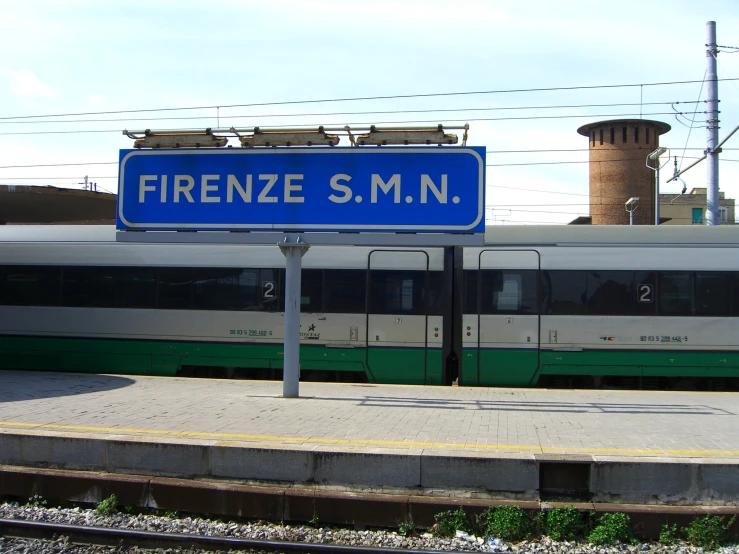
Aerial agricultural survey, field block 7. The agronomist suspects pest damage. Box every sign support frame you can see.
[117,125,485,398]
[115,231,484,247]
[278,235,310,398]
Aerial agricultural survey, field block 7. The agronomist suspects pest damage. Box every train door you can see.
[461,250,540,387]
[366,250,431,384]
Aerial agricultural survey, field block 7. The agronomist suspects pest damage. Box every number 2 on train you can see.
[637,284,653,303]
[262,281,276,298]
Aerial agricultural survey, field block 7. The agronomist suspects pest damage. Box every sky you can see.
[0,0,738,225]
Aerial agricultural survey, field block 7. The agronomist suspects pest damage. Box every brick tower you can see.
[577,119,671,225]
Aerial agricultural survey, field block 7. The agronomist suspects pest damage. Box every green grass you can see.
[536,506,588,541]
[587,512,634,545]
[476,506,532,542]
[684,515,736,549]
[432,507,470,537]
[95,494,118,517]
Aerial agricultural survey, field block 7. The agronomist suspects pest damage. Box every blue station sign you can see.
[117,147,485,232]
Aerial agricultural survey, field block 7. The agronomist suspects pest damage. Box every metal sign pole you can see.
[278,235,310,398]
[705,20,720,225]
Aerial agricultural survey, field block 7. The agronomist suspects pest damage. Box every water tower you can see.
[577,119,671,224]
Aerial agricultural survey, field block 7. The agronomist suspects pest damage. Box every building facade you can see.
[659,188,736,225]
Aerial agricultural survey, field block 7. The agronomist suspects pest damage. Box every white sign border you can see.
[118,147,484,232]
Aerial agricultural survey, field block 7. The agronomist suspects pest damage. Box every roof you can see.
[576,119,671,137]
[0,185,116,224]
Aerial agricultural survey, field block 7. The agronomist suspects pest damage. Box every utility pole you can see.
[706,21,720,225]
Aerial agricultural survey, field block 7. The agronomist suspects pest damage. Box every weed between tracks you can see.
[429,505,737,548]
[15,495,739,549]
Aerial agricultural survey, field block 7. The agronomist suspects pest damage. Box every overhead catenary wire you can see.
[0,100,703,126]
[674,71,708,174]
[0,111,703,137]
[2,148,737,170]
[1,77,737,122]
[0,154,704,171]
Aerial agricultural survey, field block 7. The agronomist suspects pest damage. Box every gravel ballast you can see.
[1,502,737,554]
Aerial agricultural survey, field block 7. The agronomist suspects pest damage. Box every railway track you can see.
[0,518,449,554]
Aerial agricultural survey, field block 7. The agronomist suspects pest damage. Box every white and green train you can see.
[1,225,738,389]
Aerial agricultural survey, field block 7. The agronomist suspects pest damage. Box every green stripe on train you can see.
[461,348,739,386]
[1,336,736,386]
[0,336,444,385]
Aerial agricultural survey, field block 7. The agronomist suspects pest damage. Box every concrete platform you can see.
[0,371,738,506]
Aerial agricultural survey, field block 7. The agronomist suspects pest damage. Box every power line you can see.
[676,70,707,174]
[0,111,698,137]
[485,154,687,168]
[0,162,117,169]
[2,148,737,170]
[0,176,117,180]
[490,208,592,215]
[2,77,736,121]
[0,101,698,126]
[487,160,588,167]
[489,219,572,225]
[490,203,592,207]
[0,153,684,171]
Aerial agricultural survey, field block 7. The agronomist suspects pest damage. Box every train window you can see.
[192,268,247,311]
[492,272,521,312]
[541,270,587,315]
[633,271,657,315]
[232,268,280,311]
[300,269,323,312]
[369,270,425,315]
[235,268,266,310]
[480,270,537,314]
[586,271,634,315]
[463,270,477,314]
[421,271,446,316]
[157,268,195,309]
[695,272,729,316]
[731,273,739,316]
[324,269,366,313]
[159,268,283,311]
[658,272,693,315]
[62,267,99,307]
[3,266,61,306]
[257,269,281,311]
[99,267,156,309]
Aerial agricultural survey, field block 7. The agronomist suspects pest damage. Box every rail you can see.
[0,518,448,554]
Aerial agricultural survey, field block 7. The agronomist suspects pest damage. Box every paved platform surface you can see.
[1,371,737,457]
[1,371,738,504]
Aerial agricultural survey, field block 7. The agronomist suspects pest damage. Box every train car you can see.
[0,225,738,389]
[462,226,739,389]
[0,226,451,384]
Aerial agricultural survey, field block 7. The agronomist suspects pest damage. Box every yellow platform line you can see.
[1,420,737,457]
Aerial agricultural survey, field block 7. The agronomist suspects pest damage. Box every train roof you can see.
[0,224,737,247]
[482,225,739,247]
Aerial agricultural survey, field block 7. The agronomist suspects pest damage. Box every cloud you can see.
[5,70,55,98]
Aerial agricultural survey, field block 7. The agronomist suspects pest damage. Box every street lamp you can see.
[625,197,640,226]
[647,147,668,225]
